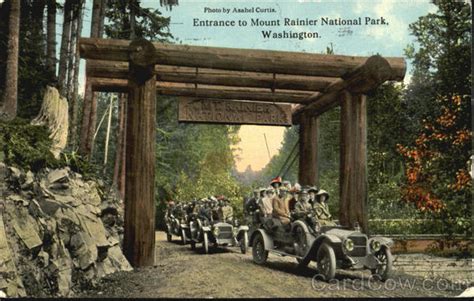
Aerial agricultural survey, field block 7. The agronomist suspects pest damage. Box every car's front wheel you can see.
[166,232,172,242]
[181,229,187,245]
[252,233,268,265]
[371,247,393,281]
[203,232,209,254]
[316,242,336,281]
[240,231,248,254]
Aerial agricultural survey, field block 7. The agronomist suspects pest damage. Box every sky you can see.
[72,0,437,172]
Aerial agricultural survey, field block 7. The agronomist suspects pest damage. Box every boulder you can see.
[0,165,132,297]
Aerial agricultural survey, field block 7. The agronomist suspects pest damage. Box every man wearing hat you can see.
[245,188,260,214]
[294,188,313,219]
[314,190,336,226]
[308,186,319,207]
[272,186,291,228]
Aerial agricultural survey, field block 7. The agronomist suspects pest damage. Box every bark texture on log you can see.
[298,113,319,187]
[124,39,156,267]
[78,38,406,79]
[89,77,314,103]
[0,0,21,120]
[86,60,338,92]
[339,92,368,234]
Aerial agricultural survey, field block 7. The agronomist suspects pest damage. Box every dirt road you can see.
[80,231,468,298]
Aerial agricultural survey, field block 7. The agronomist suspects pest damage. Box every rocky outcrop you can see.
[0,163,132,297]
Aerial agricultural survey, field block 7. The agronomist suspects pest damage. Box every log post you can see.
[298,112,319,187]
[339,91,368,233]
[124,39,156,267]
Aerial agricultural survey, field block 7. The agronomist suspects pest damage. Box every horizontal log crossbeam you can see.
[89,77,316,104]
[79,38,405,79]
[79,38,406,121]
[86,60,338,92]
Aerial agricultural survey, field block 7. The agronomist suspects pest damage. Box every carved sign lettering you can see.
[178,98,292,126]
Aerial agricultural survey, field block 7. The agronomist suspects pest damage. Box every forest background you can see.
[0,0,471,238]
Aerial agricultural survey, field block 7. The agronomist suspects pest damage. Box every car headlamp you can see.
[343,238,354,252]
[213,227,220,237]
[370,240,381,252]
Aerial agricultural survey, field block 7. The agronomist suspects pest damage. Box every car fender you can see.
[250,229,274,251]
[369,236,394,248]
[291,220,311,234]
[302,234,342,261]
[236,225,249,240]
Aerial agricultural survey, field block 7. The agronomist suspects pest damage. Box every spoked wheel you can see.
[371,247,393,281]
[240,232,248,254]
[181,229,187,245]
[203,232,209,254]
[166,233,172,242]
[316,242,336,281]
[190,240,196,250]
[252,233,268,265]
[295,227,309,257]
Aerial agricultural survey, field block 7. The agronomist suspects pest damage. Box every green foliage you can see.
[105,0,173,41]
[0,1,53,119]
[59,151,99,180]
[153,97,245,228]
[399,1,472,237]
[0,119,56,171]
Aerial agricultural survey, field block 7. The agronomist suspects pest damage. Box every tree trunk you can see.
[0,0,21,120]
[124,39,157,267]
[103,94,114,165]
[339,91,368,233]
[113,93,126,194]
[119,95,127,199]
[79,0,105,158]
[70,1,84,149]
[57,0,73,97]
[66,14,78,102]
[46,0,57,82]
[298,113,320,186]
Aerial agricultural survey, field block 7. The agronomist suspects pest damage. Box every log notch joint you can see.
[124,39,157,267]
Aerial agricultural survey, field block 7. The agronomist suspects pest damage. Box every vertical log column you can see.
[339,91,368,233]
[124,39,157,267]
[298,112,320,187]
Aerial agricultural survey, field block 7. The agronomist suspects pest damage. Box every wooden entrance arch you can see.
[79,38,406,267]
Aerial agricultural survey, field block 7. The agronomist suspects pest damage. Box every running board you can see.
[270,249,302,259]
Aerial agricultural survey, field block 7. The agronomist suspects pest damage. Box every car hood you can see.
[323,227,365,239]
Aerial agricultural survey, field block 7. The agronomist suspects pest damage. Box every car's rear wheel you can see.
[371,247,393,281]
[190,240,196,250]
[252,233,268,265]
[166,233,172,242]
[316,242,336,281]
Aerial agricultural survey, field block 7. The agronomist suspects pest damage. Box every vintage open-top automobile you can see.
[249,212,394,281]
[189,216,249,254]
[165,213,188,245]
